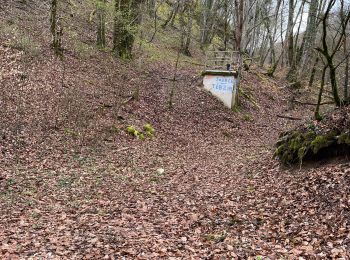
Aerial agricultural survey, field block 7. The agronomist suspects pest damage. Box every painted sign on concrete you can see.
[203,71,238,109]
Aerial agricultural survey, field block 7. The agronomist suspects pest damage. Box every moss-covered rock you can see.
[337,132,350,145]
[310,135,332,154]
[274,107,350,165]
[274,130,307,165]
[274,126,349,165]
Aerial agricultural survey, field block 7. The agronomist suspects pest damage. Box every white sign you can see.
[203,74,237,108]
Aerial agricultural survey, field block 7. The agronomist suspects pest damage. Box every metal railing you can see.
[204,51,240,71]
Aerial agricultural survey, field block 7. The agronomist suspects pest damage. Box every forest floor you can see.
[1,42,350,259]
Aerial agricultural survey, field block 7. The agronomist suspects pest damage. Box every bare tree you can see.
[316,0,350,106]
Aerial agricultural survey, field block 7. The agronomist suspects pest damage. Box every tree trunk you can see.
[180,1,193,56]
[344,38,349,101]
[258,30,268,67]
[315,65,327,121]
[232,0,244,110]
[233,0,244,51]
[308,56,319,88]
[50,0,63,56]
[50,0,58,49]
[286,0,295,81]
[113,0,142,59]
[298,0,319,76]
[200,0,214,48]
[328,61,341,106]
[223,0,228,50]
[293,1,305,57]
[183,11,193,56]
[342,2,349,102]
[96,0,106,48]
[262,2,275,67]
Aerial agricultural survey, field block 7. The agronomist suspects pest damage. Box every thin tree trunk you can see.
[233,0,244,51]
[344,38,349,101]
[50,0,58,50]
[293,0,305,56]
[223,0,228,50]
[200,0,214,47]
[341,2,349,102]
[315,65,327,120]
[298,0,319,74]
[279,1,285,67]
[232,0,243,109]
[308,56,319,88]
[169,43,181,108]
[258,31,268,66]
[183,10,193,56]
[316,0,346,106]
[96,0,106,48]
[286,0,295,81]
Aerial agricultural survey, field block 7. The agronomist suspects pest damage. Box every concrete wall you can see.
[203,73,237,109]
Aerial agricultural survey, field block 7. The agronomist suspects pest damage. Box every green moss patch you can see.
[126,123,155,140]
[274,108,350,165]
[274,129,349,165]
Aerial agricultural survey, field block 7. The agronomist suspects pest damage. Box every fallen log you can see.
[276,115,302,120]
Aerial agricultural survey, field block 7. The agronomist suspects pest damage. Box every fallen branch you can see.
[294,100,334,106]
[161,76,197,81]
[276,115,302,120]
[161,77,179,81]
[116,147,130,152]
[122,96,134,105]
[182,60,203,66]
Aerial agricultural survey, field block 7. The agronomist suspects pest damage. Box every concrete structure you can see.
[202,70,238,109]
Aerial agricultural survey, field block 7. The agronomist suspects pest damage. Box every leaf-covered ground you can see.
[1,42,350,259]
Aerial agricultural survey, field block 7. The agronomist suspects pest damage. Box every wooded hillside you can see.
[0,0,349,258]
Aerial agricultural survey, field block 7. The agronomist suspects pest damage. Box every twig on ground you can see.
[276,114,302,120]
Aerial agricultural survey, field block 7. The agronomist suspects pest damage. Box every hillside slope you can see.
[1,2,350,259]
[1,42,349,258]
